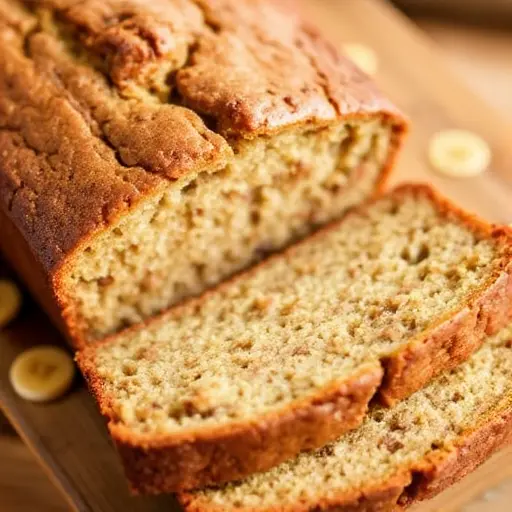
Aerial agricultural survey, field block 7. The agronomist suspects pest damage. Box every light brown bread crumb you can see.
[0,0,407,346]
[69,121,393,341]
[77,186,512,492]
[88,191,505,433]
[183,323,512,511]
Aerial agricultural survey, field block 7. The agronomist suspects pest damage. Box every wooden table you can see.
[2,1,512,511]
[417,20,512,116]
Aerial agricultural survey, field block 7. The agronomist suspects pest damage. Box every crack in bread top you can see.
[0,0,230,272]
[0,0,403,273]
[14,0,400,134]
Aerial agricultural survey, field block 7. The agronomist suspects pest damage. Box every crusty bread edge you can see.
[379,186,512,405]
[75,184,512,493]
[379,248,512,406]
[0,110,404,350]
[178,393,512,512]
[59,110,407,348]
[1,0,409,347]
[81,362,384,493]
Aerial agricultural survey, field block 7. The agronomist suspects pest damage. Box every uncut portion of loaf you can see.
[77,185,512,493]
[181,323,512,512]
[0,0,406,346]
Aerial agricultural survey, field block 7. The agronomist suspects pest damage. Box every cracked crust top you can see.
[0,0,405,274]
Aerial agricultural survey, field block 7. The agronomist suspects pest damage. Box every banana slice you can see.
[428,129,491,178]
[9,346,75,402]
[0,279,22,328]
[342,43,378,76]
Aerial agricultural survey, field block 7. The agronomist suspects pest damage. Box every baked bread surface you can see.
[77,184,512,493]
[0,0,407,345]
[180,321,512,511]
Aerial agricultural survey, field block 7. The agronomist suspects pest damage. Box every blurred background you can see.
[393,0,512,115]
[2,1,512,511]
[395,0,512,27]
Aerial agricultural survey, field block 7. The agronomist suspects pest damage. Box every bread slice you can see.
[77,185,512,493]
[0,0,406,346]
[180,322,512,512]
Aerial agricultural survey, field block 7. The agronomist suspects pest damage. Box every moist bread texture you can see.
[0,0,407,346]
[180,322,512,512]
[77,185,512,493]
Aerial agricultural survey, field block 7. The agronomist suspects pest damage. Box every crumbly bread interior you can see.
[68,120,392,340]
[89,190,504,435]
[0,0,405,343]
[187,324,512,511]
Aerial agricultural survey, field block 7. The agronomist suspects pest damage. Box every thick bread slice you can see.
[180,322,512,512]
[77,184,512,493]
[0,0,406,346]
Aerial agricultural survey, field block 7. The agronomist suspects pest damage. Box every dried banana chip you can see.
[343,43,378,76]
[0,280,22,328]
[10,346,75,402]
[428,129,491,178]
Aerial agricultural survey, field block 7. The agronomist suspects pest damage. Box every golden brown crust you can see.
[379,269,512,405]
[26,0,205,93]
[378,186,512,405]
[10,0,406,137]
[402,403,512,507]
[0,207,71,337]
[179,480,407,512]
[77,184,512,493]
[178,400,512,512]
[175,0,404,136]
[0,4,231,274]
[0,0,407,346]
[111,366,383,494]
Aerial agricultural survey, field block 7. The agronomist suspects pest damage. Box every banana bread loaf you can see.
[181,321,512,511]
[77,185,512,493]
[0,0,407,346]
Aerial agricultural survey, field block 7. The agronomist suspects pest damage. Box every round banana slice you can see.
[428,129,491,178]
[342,43,378,76]
[9,346,75,402]
[0,279,22,328]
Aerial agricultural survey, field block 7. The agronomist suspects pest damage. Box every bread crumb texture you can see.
[0,0,405,343]
[183,323,512,511]
[72,121,391,340]
[88,188,510,436]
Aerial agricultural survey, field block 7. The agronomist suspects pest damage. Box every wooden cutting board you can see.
[1,0,512,511]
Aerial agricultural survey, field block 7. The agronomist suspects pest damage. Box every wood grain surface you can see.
[1,1,512,511]
[0,436,69,512]
[0,311,180,512]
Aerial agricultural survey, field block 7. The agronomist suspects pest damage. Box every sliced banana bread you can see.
[77,185,512,493]
[180,322,512,512]
[0,0,407,346]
